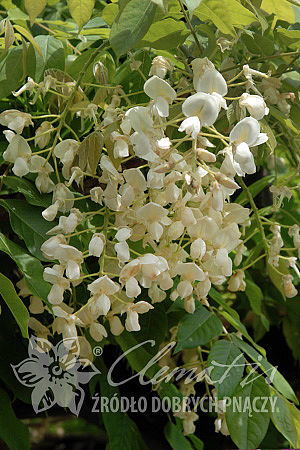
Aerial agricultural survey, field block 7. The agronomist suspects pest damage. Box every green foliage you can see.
[110,0,157,55]
[0,273,29,338]
[164,422,193,449]
[0,387,30,450]
[175,303,223,352]
[207,340,245,398]
[226,374,271,449]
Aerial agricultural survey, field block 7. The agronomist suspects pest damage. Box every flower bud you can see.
[215,172,240,190]
[282,274,298,298]
[228,270,246,292]
[93,61,108,84]
[149,56,172,79]
[196,148,216,163]
[89,233,105,257]
[184,296,195,314]
[109,316,124,336]
[90,186,104,204]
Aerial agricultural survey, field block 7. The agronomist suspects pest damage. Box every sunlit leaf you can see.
[67,0,96,31]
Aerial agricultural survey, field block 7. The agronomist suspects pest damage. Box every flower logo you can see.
[12,336,100,415]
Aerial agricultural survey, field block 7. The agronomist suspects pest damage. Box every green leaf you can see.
[267,259,289,300]
[283,316,300,361]
[235,175,274,206]
[0,273,29,338]
[67,0,96,32]
[260,119,277,152]
[175,304,223,352]
[276,27,300,49]
[114,311,167,376]
[207,340,245,398]
[287,400,300,447]
[0,46,24,99]
[242,34,274,56]
[138,18,189,50]
[226,374,271,449]
[231,335,298,404]
[0,198,55,261]
[164,422,193,450]
[218,310,266,356]
[261,0,295,22]
[270,105,299,134]
[245,279,263,315]
[78,131,104,175]
[101,3,118,26]
[110,0,157,56]
[187,435,204,450]
[2,176,51,207]
[0,233,50,302]
[209,287,239,320]
[195,0,257,36]
[183,0,202,17]
[24,0,47,25]
[0,387,30,450]
[13,25,43,57]
[27,35,65,82]
[270,390,298,448]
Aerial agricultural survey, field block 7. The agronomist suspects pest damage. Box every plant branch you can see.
[178,0,203,55]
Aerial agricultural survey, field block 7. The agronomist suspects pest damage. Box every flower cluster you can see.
[1,55,298,380]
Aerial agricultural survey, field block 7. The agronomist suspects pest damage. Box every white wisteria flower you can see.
[3,134,32,177]
[229,117,268,175]
[123,301,154,332]
[144,75,176,117]
[87,275,120,316]
[29,155,54,193]
[239,93,269,120]
[0,109,33,134]
[179,92,219,139]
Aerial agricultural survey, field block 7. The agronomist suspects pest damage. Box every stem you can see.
[237,176,269,255]
[241,253,266,271]
[178,0,203,55]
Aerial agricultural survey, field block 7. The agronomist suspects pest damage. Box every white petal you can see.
[153,96,169,117]
[182,93,219,127]
[234,142,256,174]
[125,277,141,298]
[144,76,176,102]
[229,117,260,146]
[178,116,201,139]
[13,157,30,177]
[125,310,140,332]
[196,68,228,96]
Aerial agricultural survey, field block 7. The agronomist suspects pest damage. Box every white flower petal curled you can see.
[178,117,201,139]
[239,93,269,120]
[144,76,176,117]
[182,92,219,127]
[196,68,228,96]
